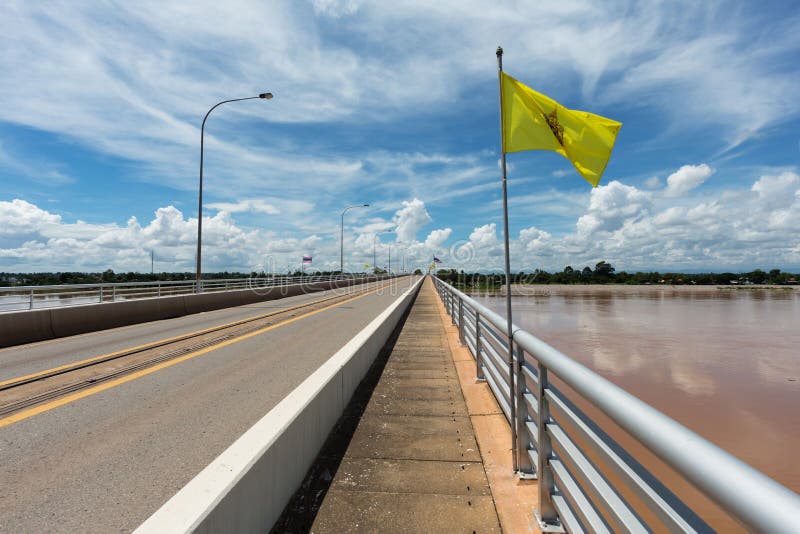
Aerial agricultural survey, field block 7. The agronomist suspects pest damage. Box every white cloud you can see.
[519,226,552,252]
[392,198,432,242]
[0,199,61,236]
[469,223,499,249]
[0,195,447,274]
[751,171,800,209]
[645,176,661,189]
[3,166,800,273]
[311,0,363,18]
[207,198,314,216]
[449,166,797,272]
[424,228,452,248]
[664,164,714,197]
[576,180,651,235]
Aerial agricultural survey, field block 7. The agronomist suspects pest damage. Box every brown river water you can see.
[472,285,800,532]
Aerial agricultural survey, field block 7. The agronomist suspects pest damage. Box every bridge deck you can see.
[310,279,503,532]
[268,281,500,533]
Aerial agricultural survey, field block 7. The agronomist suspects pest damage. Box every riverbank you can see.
[472,284,800,297]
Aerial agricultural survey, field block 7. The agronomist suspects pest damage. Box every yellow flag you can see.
[501,72,621,187]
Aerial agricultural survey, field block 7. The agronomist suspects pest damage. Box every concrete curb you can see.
[0,276,399,348]
[135,276,424,534]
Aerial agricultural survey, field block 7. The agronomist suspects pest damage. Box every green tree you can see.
[594,261,615,283]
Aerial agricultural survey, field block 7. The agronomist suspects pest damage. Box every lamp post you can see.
[196,92,273,291]
[373,234,378,273]
[373,230,395,274]
[340,204,369,273]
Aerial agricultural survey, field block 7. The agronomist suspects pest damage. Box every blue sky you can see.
[1,0,799,274]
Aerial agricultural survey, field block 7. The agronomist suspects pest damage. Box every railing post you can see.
[450,291,456,325]
[475,311,485,381]
[458,297,464,344]
[536,364,562,531]
[29,288,34,310]
[157,282,161,297]
[510,336,518,473]
[516,343,535,477]
[112,285,116,302]
[99,285,104,303]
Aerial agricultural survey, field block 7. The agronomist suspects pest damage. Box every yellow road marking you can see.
[0,282,396,429]
[0,282,386,389]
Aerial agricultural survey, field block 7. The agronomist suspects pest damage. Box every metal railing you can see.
[433,276,800,533]
[0,274,382,313]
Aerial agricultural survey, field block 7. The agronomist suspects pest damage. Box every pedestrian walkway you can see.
[311,278,502,532]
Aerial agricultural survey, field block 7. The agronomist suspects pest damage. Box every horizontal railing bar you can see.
[525,420,539,448]
[464,330,477,352]
[480,349,506,389]
[523,392,539,419]
[480,336,510,384]
[521,360,539,390]
[482,364,512,421]
[465,338,477,359]
[1,275,396,313]
[478,322,507,356]
[551,457,612,534]
[548,422,648,533]
[0,274,370,293]
[546,388,707,533]
[552,494,584,534]
[527,447,538,468]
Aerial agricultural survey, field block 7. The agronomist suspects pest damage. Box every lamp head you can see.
[259,92,274,99]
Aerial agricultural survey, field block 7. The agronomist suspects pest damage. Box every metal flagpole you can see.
[496,46,518,473]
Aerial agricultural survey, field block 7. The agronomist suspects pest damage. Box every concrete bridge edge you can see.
[134,275,424,534]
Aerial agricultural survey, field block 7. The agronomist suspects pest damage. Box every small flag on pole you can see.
[302,255,312,264]
[433,256,442,264]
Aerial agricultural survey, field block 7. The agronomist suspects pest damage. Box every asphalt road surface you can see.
[0,276,417,533]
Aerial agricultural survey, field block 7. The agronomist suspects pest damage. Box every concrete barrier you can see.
[0,308,54,347]
[49,295,188,339]
[135,276,423,534]
[0,276,399,348]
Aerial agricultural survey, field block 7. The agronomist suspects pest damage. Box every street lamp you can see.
[374,230,395,274]
[373,234,378,272]
[340,204,369,273]
[196,92,273,290]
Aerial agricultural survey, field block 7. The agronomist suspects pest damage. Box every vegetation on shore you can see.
[0,269,351,287]
[434,261,799,290]
[2,263,797,288]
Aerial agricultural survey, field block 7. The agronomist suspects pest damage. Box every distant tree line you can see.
[2,264,798,287]
[434,262,799,289]
[0,269,347,287]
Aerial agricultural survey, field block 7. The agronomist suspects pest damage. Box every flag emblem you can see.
[544,109,564,146]
[302,255,312,264]
[433,256,442,264]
